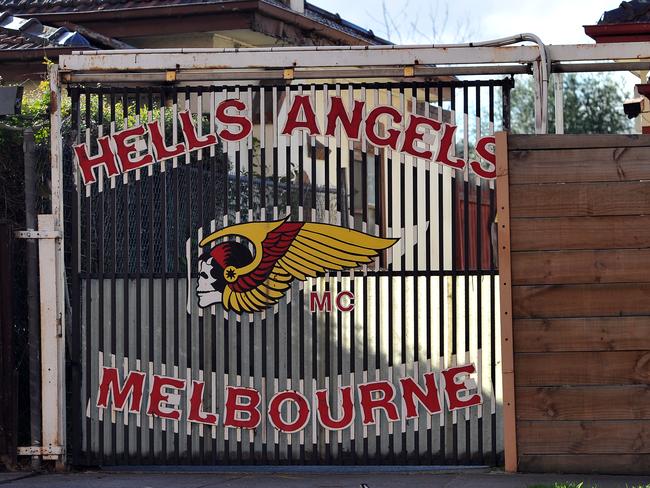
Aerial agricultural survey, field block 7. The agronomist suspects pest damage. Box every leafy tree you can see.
[510,73,634,134]
[0,80,62,224]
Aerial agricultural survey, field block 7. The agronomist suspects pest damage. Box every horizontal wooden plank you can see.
[511,216,650,251]
[518,420,650,454]
[518,454,650,474]
[514,317,650,352]
[510,181,650,218]
[509,146,650,184]
[516,385,650,421]
[515,351,650,386]
[512,283,650,319]
[512,249,650,285]
[508,134,650,151]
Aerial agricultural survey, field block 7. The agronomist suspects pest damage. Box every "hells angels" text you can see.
[74,95,496,186]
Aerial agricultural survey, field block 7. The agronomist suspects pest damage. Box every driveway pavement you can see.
[0,469,649,488]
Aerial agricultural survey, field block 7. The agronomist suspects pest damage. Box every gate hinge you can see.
[15,229,62,239]
[17,445,64,456]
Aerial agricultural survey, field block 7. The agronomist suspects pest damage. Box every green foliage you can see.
[0,81,60,225]
[0,128,26,223]
[510,73,634,134]
[80,96,162,131]
[528,483,650,488]
[2,80,71,143]
[527,483,586,488]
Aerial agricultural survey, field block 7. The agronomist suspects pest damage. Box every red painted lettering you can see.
[282,95,321,136]
[223,386,262,429]
[310,291,332,312]
[146,374,186,421]
[178,110,217,151]
[400,114,441,159]
[358,380,400,425]
[73,136,120,185]
[434,123,466,170]
[335,291,355,312]
[113,125,154,173]
[146,119,185,161]
[442,364,482,411]
[187,380,219,426]
[399,373,442,419]
[216,99,253,142]
[325,96,365,140]
[96,366,146,414]
[315,386,355,430]
[365,106,402,150]
[268,390,311,433]
[470,136,497,179]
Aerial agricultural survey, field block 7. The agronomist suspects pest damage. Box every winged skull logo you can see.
[196,217,398,314]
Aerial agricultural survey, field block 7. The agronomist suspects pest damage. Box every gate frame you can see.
[37,65,67,465]
[41,40,650,466]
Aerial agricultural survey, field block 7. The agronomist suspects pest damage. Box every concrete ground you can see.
[0,469,649,488]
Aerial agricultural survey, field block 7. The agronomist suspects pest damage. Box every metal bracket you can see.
[17,445,64,456]
[56,314,63,338]
[165,70,177,82]
[403,66,415,77]
[15,230,62,239]
[283,68,295,80]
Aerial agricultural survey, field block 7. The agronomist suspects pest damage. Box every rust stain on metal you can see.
[50,90,58,113]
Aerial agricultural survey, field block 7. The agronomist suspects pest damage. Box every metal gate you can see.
[66,78,511,466]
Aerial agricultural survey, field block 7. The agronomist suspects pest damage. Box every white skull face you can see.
[196,259,223,308]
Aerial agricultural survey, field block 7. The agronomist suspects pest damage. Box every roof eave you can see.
[257,1,386,45]
[0,46,78,61]
[584,22,650,43]
[19,0,385,46]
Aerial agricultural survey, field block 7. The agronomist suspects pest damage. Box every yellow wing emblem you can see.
[198,217,398,314]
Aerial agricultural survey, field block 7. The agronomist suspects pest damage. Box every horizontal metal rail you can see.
[62,61,650,84]
[63,65,531,83]
[59,43,650,84]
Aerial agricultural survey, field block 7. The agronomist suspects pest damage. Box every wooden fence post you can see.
[495,132,517,473]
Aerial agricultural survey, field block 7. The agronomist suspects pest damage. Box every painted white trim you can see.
[60,42,650,72]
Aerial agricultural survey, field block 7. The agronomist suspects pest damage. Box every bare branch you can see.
[382,1,392,41]
[367,0,476,44]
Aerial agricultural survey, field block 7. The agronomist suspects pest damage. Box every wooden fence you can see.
[496,133,650,474]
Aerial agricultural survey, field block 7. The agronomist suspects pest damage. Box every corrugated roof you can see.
[0,11,92,47]
[0,0,388,45]
[599,0,650,24]
[0,0,234,14]
[0,30,48,49]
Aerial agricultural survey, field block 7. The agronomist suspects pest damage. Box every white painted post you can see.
[37,215,65,462]
[38,64,66,464]
[554,73,564,134]
[532,60,548,134]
